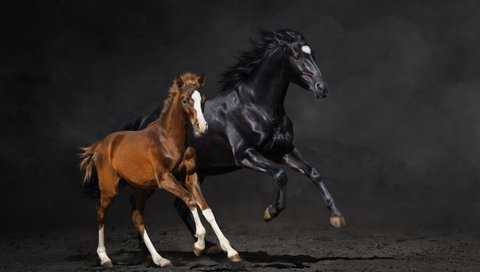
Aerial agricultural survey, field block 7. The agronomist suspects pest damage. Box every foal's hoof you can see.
[330,216,346,228]
[101,260,113,268]
[159,259,172,267]
[263,205,274,222]
[228,253,242,262]
[193,245,204,257]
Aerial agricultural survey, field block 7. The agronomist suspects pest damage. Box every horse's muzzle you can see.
[314,82,328,99]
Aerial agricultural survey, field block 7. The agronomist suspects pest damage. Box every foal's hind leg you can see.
[96,166,120,268]
[130,188,171,267]
[129,188,154,254]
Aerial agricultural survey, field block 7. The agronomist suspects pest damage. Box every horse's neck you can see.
[157,95,188,148]
[240,51,289,115]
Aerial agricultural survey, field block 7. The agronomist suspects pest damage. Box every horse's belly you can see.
[193,137,238,176]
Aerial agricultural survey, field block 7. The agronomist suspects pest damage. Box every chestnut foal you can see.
[79,73,240,268]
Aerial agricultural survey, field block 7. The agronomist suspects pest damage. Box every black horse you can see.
[125,29,345,248]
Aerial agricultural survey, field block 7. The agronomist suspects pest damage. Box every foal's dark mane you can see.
[218,29,305,93]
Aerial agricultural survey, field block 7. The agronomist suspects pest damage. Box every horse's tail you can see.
[79,141,101,185]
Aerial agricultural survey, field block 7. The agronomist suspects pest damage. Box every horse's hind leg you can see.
[185,172,241,262]
[96,166,120,268]
[130,188,171,267]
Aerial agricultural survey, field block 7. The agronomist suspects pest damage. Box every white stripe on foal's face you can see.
[301,45,311,54]
[191,90,207,134]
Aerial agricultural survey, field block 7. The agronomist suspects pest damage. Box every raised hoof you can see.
[193,245,204,257]
[330,216,346,228]
[228,253,242,262]
[263,205,273,222]
[101,261,113,268]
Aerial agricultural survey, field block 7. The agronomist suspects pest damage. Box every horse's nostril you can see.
[205,123,208,129]
[315,82,325,91]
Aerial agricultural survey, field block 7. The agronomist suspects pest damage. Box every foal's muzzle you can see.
[194,122,208,137]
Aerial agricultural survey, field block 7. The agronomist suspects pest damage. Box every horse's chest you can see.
[260,125,293,155]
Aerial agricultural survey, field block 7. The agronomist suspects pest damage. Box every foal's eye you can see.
[182,98,189,104]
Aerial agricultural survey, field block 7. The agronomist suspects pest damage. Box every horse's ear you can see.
[176,74,184,88]
[198,74,205,86]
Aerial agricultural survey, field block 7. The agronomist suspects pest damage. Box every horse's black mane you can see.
[218,29,305,93]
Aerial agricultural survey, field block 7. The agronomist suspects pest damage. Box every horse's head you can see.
[273,29,328,99]
[175,73,208,137]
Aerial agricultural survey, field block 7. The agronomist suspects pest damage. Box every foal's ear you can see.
[198,74,205,86]
[176,74,184,88]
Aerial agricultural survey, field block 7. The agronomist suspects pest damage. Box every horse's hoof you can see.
[330,216,346,228]
[204,244,222,255]
[263,205,273,222]
[101,260,113,268]
[193,245,203,257]
[228,253,242,262]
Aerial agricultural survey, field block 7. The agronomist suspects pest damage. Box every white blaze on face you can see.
[191,90,207,133]
[301,45,311,54]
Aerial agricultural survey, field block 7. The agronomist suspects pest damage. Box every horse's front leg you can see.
[282,147,346,228]
[237,148,288,221]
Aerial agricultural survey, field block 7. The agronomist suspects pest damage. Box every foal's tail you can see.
[79,141,101,185]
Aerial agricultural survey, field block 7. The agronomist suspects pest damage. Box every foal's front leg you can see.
[282,147,346,228]
[156,172,207,258]
[182,147,241,262]
[186,172,241,262]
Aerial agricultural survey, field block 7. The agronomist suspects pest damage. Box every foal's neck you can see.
[157,93,189,148]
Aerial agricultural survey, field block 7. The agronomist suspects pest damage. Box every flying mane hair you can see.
[157,72,198,122]
[218,28,305,93]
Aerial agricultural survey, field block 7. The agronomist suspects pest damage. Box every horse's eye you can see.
[182,98,188,104]
[292,51,300,60]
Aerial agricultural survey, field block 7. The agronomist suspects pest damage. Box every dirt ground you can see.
[2,222,479,272]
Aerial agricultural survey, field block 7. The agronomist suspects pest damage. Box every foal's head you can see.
[175,73,208,137]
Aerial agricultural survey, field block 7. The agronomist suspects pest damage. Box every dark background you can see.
[1,0,479,233]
